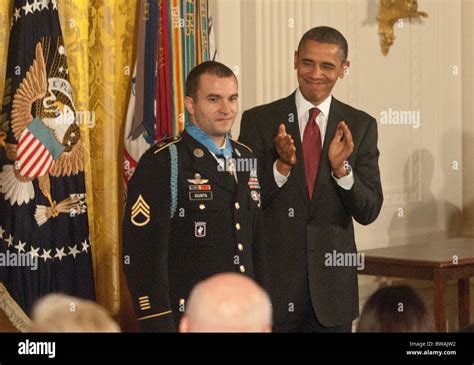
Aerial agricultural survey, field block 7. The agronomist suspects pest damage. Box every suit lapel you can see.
[182,132,237,193]
[282,93,310,207]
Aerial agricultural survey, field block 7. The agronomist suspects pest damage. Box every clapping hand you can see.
[274,123,297,175]
[328,121,354,178]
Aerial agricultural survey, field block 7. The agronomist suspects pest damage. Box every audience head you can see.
[28,293,120,332]
[179,273,272,332]
[357,285,433,332]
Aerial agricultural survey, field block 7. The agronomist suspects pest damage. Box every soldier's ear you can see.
[185,96,195,115]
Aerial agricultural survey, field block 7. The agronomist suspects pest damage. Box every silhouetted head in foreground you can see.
[179,273,272,332]
[28,293,120,332]
[357,285,433,332]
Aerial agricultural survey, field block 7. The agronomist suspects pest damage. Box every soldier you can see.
[123,61,266,332]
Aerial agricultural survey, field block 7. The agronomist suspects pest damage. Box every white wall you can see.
[462,0,474,237]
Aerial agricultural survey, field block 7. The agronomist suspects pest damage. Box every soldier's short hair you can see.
[185,61,237,100]
[297,26,348,62]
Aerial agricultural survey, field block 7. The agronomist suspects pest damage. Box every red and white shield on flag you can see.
[16,129,54,178]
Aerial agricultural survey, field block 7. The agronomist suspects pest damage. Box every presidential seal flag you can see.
[0,0,95,329]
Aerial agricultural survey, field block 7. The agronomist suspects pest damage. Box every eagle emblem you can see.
[0,41,86,226]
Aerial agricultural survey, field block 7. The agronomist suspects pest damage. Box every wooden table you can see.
[359,237,474,332]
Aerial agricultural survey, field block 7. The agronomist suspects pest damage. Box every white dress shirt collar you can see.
[295,88,332,120]
[295,89,332,144]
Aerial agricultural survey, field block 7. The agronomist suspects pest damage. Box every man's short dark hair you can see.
[185,61,236,100]
[297,26,348,62]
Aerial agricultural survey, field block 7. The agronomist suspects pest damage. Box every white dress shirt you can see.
[272,89,354,190]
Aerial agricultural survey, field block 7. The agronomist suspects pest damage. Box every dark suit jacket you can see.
[239,93,383,328]
[123,131,266,331]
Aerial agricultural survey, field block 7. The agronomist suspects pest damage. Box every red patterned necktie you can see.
[302,107,322,198]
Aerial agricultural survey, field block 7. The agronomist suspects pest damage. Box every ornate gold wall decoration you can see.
[377,0,428,55]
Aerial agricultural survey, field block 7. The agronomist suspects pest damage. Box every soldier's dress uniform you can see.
[123,130,266,332]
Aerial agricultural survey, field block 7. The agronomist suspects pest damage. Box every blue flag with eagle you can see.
[0,0,95,328]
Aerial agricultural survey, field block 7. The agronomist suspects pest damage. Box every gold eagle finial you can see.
[377,0,428,55]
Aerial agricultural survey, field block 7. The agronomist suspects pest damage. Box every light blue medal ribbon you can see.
[186,124,233,159]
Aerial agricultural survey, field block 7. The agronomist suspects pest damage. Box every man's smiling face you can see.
[294,40,349,105]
